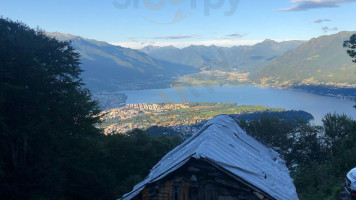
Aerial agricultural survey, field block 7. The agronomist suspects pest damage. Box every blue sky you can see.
[1,0,355,48]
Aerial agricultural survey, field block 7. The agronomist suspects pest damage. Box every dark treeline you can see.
[0,18,181,200]
[293,84,356,100]
[231,110,314,123]
[238,113,356,200]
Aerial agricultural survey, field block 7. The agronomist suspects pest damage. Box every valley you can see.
[47,31,356,138]
[172,70,251,87]
[49,31,356,102]
[97,102,313,137]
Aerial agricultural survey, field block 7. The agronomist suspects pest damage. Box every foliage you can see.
[0,17,101,199]
[238,115,297,152]
[240,113,356,200]
[343,33,356,108]
[344,34,356,63]
[103,130,182,197]
[293,114,356,200]
[0,18,183,200]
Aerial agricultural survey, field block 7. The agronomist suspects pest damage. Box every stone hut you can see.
[119,115,299,200]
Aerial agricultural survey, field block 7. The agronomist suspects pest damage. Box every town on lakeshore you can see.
[97,102,285,135]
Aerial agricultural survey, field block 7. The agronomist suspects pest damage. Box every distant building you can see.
[119,115,299,200]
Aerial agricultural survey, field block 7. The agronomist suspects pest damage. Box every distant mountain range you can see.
[48,31,356,93]
[47,32,198,92]
[141,40,305,74]
[253,31,356,87]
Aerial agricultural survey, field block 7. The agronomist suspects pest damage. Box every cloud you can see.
[226,33,247,39]
[214,33,247,40]
[110,39,297,49]
[127,37,139,43]
[277,0,356,11]
[313,18,332,23]
[152,35,199,40]
[322,26,338,32]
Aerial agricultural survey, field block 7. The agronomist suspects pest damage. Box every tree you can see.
[0,18,184,199]
[293,115,356,200]
[344,34,356,63]
[322,113,353,147]
[288,123,325,169]
[238,114,297,153]
[0,18,101,199]
[344,34,356,109]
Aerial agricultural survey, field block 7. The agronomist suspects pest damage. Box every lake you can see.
[118,86,356,124]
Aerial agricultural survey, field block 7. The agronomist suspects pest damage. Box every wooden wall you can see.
[132,159,270,200]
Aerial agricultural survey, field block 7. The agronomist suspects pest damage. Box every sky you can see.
[0,0,355,48]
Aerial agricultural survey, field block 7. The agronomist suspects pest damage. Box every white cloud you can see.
[278,0,356,11]
[152,34,200,40]
[226,33,247,39]
[110,39,297,49]
[313,18,332,23]
[322,26,338,32]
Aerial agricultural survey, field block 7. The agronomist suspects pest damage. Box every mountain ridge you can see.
[47,31,356,91]
[140,39,305,74]
[47,32,198,92]
[253,31,356,87]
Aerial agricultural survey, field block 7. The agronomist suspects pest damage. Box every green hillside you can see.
[223,39,305,73]
[253,31,356,87]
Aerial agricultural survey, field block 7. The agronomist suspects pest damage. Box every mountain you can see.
[141,45,222,70]
[141,40,305,74]
[222,40,306,73]
[253,31,356,87]
[47,32,198,92]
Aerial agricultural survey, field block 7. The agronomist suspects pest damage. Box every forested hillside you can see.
[253,31,356,87]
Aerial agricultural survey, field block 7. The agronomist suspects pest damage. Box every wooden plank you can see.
[182,182,190,200]
[211,186,218,200]
[198,186,204,200]
[205,185,212,200]
[158,184,170,200]
[189,187,198,200]
[172,184,183,200]
[165,181,173,200]
[142,188,150,200]
[171,185,178,200]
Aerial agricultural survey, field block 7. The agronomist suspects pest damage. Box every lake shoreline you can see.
[116,85,356,124]
[116,83,356,101]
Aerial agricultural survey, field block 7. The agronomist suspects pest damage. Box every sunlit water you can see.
[118,86,356,124]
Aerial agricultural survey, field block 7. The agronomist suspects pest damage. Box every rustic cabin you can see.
[119,115,299,200]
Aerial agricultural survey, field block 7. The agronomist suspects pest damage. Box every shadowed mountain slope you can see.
[48,32,198,91]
